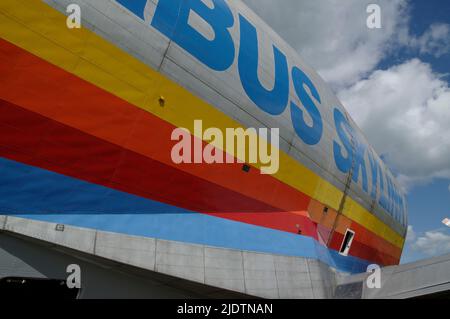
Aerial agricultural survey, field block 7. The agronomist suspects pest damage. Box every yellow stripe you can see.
[0,0,405,248]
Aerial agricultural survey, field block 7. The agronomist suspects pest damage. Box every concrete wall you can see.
[335,253,450,299]
[3,216,448,299]
[0,216,336,298]
[0,232,236,298]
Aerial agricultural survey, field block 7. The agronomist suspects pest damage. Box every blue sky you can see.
[243,0,450,263]
[402,179,450,263]
[375,0,450,263]
[379,0,450,76]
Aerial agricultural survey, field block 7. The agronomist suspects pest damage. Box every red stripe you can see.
[329,231,398,265]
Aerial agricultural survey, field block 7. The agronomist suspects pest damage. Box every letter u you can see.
[238,15,289,115]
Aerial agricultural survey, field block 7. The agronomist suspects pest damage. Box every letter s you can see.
[290,67,323,145]
[333,108,353,174]
[151,0,235,71]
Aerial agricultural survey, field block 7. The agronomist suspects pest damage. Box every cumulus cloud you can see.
[403,226,450,261]
[243,0,409,87]
[411,230,450,256]
[243,0,450,88]
[338,59,450,189]
[405,23,450,58]
[406,225,416,242]
[242,0,450,189]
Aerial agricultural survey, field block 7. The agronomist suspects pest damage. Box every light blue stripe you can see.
[0,157,371,273]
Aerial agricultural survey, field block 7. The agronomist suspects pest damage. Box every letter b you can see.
[152,0,235,71]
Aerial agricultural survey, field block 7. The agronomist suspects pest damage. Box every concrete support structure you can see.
[0,216,335,298]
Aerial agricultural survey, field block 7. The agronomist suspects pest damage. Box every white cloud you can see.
[403,226,450,262]
[411,231,450,256]
[406,225,416,242]
[406,23,450,58]
[242,0,450,189]
[243,0,409,87]
[243,0,450,88]
[338,59,450,189]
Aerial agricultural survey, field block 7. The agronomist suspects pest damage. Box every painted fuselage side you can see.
[0,0,407,274]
